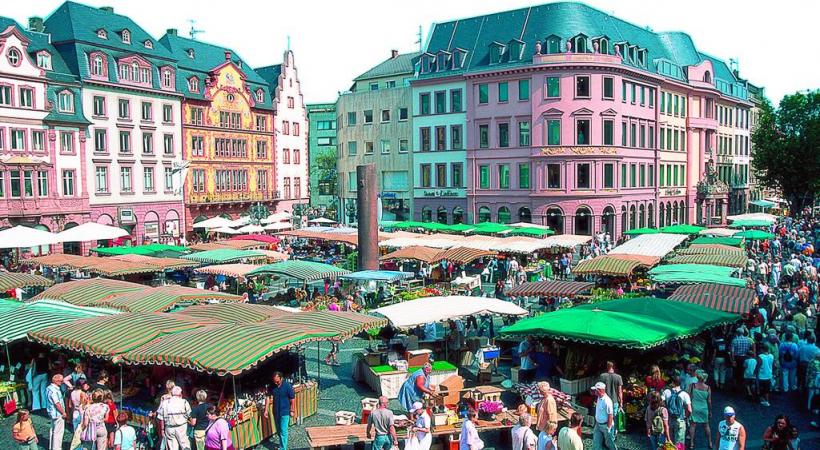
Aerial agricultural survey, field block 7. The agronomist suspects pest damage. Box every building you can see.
[306,102,337,213]
[44,3,185,243]
[336,50,418,224]
[0,17,90,251]
[746,82,766,207]
[256,50,309,215]
[419,2,753,235]
[158,31,276,232]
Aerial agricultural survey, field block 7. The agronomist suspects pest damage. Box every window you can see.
[498,82,508,102]
[498,165,510,189]
[518,121,531,146]
[621,164,627,188]
[161,69,172,88]
[630,164,636,187]
[603,77,613,99]
[119,131,131,153]
[256,140,268,158]
[518,79,530,101]
[622,81,627,102]
[478,84,488,104]
[547,164,561,189]
[436,164,447,187]
[576,119,590,145]
[450,125,462,150]
[365,141,373,154]
[60,132,73,153]
[518,163,530,189]
[547,119,561,145]
[380,139,391,154]
[381,109,390,122]
[141,102,152,121]
[23,170,33,197]
[293,122,300,136]
[37,52,52,70]
[640,124,646,148]
[347,112,356,126]
[621,122,627,146]
[639,164,646,187]
[363,110,373,124]
[399,139,408,153]
[37,171,48,197]
[420,128,431,151]
[9,171,20,197]
[546,77,560,98]
[649,88,655,108]
[630,123,636,147]
[287,97,295,109]
[93,96,105,116]
[162,105,173,123]
[576,164,590,188]
[649,126,655,149]
[163,134,174,155]
[31,131,44,151]
[120,167,132,192]
[118,99,130,119]
[62,170,75,196]
[674,95,679,116]
[91,54,105,76]
[478,124,489,148]
[660,92,666,112]
[659,165,665,187]
[121,30,131,44]
[190,107,204,125]
[498,123,509,147]
[435,91,446,113]
[94,129,107,152]
[7,48,21,66]
[191,136,204,156]
[640,86,645,105]
[142,133,153,154]
[10,130,25,150]
[347,141,357,156]
[95,166,108,193]
[603,120,614,145]
[673,165,679,187]
[479,165,489,189]
[421,164,432,188]
[143,167,154,192]
[419,93,430,115]
[19,88,33,108]
[164,167,173,191]
[58,91,73,112]
[631,84,636,104]
[575,76,590,98]
[435,126,446,151]
[399,107,408,121]
[648,164,655,187]
[0,85,10,105]
[451,163,463,188]
[603,163,614,188]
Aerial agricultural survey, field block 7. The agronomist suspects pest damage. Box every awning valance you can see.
[668,253,747,268]
[677,244,745,256]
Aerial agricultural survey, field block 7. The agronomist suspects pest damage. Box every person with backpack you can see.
[113,412,136,450]
[644,392,670,450]
[662,377,691,448]
[779,332,800,392]
[203,406,233,450]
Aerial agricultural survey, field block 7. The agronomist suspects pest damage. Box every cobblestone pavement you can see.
[2,338,817,449]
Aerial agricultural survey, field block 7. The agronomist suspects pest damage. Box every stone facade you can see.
[306,103,337,211]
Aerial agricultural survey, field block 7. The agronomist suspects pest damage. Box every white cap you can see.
[410,402,424,413]
[592,382,606,391]
[723,406,735,416]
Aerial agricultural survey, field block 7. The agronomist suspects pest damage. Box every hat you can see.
[723,406,735,416]
[410,402,424,413]
[592,382,606,391]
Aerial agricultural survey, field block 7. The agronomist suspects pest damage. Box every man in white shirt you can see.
[511,413,536,450]
[591,382,617,450]
[662,377,692,446]
[156,386,192,450]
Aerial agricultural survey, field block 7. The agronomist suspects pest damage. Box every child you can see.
[12,409,38,450]
[743,353,758,399]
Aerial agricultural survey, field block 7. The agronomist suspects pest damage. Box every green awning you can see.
[0,300,117,343]
[504,227,555,237]
[749,199,775,208]
[33,278,145,306]
[105,286,243,313]
[650,272,747,287]
[648,264,737,277]
[728,220,774,228]
[691,237,744,247]
[471,222,512,235]
[448,224,477,232]
[389,221,427,230]
[659,224,706,235]
[500,297,738,349]
[623,227,660,236]
[182,249,265,264]
[0,273,54,291]
[733,230,775,240]
[93,244,190,257]
[247,260,350,281]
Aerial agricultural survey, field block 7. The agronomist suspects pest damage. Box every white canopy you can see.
[308,217,336,224]
[261,212,292,224]
[192,216,233,229]
[699,227,738,237]
[226,216,250,227]
[609,233,688,258]
[540,234,593,248]
[726,213,778,224]
[264,222,292,231]
[237,224,265,234]
[0,225,61,249]
[57,222,129,243]
[212,226,241,234]
[372,295,527,329]
[508,222,551,230]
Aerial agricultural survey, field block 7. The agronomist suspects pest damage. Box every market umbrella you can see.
[262,212,292,224]
[57,222,129,242]
[659,224,706,235]
[212,226,241,235]
[623,227,660,236]
[728,219,774,228]
[237,224,265,234]
[247,260,350,281]
[733,230,775,240]
[0,225,61,249]
[308,217,336,225]
[193,217,234,229]
[372,296,527,329]
[264,222,292,231]
[749,199,776,209]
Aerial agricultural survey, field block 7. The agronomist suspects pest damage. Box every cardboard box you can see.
[433,413,450,426]
[361,397,378,411]
[437,375,464,405]
[405,349,432,366]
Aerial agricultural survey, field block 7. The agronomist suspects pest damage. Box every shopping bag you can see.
[3,394,16,415]
[615,408,627,433]
[81,420,97,442]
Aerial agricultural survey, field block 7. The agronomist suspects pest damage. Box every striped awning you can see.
[182,249,265,264]
[32,278,144,306]
[105,286,243,313]
[194,264,262,279]
[574,254,660,276]
[0,272,54,291]
[436,247,496,265]
[247,260,350,281]
[109,254,199,271]
[0,300,117,343]
[506,280,595,297]
[174,303,290,323]
[278,230,362,246]
[266,311,388,340]
[380,246,443,263]
[668,283,756,314]
[668,253,747,268]
[30,254,94,270]
[339,271,414,282]
[189,240,270,252]
[677,244,746,256]
[28,312,205,357]
[30,254,190,275]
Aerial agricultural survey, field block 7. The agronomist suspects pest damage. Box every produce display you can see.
[397,287,443,302]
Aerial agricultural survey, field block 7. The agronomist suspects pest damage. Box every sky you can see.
[8,0,817,105]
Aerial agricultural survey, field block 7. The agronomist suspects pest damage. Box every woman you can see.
[645,391,670,450]
[324,340,340,366]
[103,390,118,447]
[64,363,87,391]
[807,353,820,411]
[12,409,38,450]
[762,415,799,450]
[82,389,110,450]
[70,379,89,431]
[398,363,435,411]
[405,401,431,450]
[645,365,666,393]
[536,422,557,450]
[688,371,713,449]
[204,406,233,450]
[459,409,483,450]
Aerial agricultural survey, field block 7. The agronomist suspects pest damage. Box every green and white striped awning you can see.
[105,286,243,313]
[182,249,265,264]
[1,300,116,343]
[173,303,290,323]
[0,273,54,291]
[668,253,747,268]
[573,255,660,276]
[247,260,350,281]
[32,278,144,306]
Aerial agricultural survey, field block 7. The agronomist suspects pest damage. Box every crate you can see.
[365,352,383,366]
[335,411,356,425]
[481,347,500,360]
[361,397,378,412]
[406,349,432,366]
[559,376,597,396]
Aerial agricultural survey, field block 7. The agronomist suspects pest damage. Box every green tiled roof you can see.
[255,64,282,95]
[425,2,746,99]
[44,84,90,125]
[354,52,420,81]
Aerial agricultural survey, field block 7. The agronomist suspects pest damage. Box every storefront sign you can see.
[380,192,398,199]
[144,222,159,238]
[422,189,461,198]
[662,188,683,196]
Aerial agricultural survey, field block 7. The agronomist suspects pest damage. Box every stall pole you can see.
[119,365,123,409]
[444,322,448,363]
[232,375,238,411]
[4,344,12,374]
[316,341,321,389]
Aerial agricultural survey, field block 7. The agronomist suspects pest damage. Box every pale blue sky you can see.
[8,0,817,105]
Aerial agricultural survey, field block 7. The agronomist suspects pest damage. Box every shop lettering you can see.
[422,190,460,198]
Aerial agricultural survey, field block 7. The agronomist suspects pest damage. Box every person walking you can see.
[779,332,799,392]
[405,402,431,450]
[113,412,136,450]
[264,372,296,450]
[511,413,537,450]
[599,361,624,438]
[535,382,558,437]
[156,386,192,450]
[83,389,110,450]
[188,390,212,450]
[762,414,799,450]
[663,377,691,448]
[46,373,67,450]
[687,371,713,449]
[459,409,483,450]
[557,413,584,450]
[12,409,38,450]
[203,407,233,450]
[591,382,617,450]
[367,396,398,450]
[645,391,670,450]
[757,345,775,407]
[715,407,746,450]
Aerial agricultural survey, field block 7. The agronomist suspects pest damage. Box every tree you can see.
[751,91,820,213]
[314,149,338,194]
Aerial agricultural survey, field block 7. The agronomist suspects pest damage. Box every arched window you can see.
[648,203,655,228]
[595,37,609,54]
[91,54,104,76]
[546,207,564,234]
[97,29,107,39]
[478,206,492,223]
[144,40,153,49]
[574,206,592,236]
[122,30,131,44]
[629,205,636,230]
[452,207,464,224]
[188,77,199,93]
[421,207,432,222]
[162,69,172,88]
[545,36,561,54]
[497,206,511,224]
[659,203,665,227]
[7,48,21,67]
[665,202,672,225]
[573,35,587,53]
[256,89,264,103]
[437,206,448,224]
[672,201,679,224]
[620,206,627,235]
[518,207,532,223]
[601,206,615,237]
[639,204,646,228]
[679,202,687,224]
[703,71,712,84]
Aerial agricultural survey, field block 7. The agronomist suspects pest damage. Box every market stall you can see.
[104,286,243,312]
[667,253,747,268]
[667,283,756,314]
[194,264,262,280]
[0,272,54,300]
[573,254,660,277]
[648,263,745,287]
[676,244,746,256]
[690,236,744,247]
[182,249,267,264]
[506,280,594,298]
[380,246,442,264]
[608,233,688,258]
[247,260,350,282]
[92,244,190,258]
[32,278,145,306]
[189,240,270,252]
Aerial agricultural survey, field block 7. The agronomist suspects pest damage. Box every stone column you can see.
[356,164,378,270]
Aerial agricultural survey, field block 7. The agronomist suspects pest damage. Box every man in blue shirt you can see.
[264,372,296,450]
[46,373,67,450]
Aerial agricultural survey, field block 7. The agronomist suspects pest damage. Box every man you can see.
[532,344,563,385]
[799,334,819,389]
[598,361,623,438]
[511,412,537,450]
[518,336,536,383]
[366,396,398,450]
[715,406,746,450]
[188,390,211,450]
[779,332,799,392]
[557,412,584,450]
[155,380,176,450]
[46,373,67,450]
[730,328,753,387]
[264,372,296,450]
[662,377,691,447]
[535,382,557,435]
[156,386,191,450]
[591,382,617,450]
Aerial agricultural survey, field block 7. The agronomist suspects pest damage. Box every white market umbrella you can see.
[213,226,241,235]
[372,295,527,329]
[192,216,233,229]
[264,222,292,231]
[57,222,129,243]
[262,212,292,224]
[0,225,61,249]
[226,216,250,228]
[698,227,738,237]
[508,222,551,230]
[308,217,336,224]
[237,224,265,234]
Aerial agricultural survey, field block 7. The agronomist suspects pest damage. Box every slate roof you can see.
[354,52,420,81]
[255,64,282,95]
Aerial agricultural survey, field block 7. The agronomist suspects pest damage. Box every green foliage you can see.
[314,149,338,188]
[343,251,358,271]
[751,91,820,213]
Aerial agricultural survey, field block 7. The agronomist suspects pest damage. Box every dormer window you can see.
[637,49,647,67]
[255,89,264,103]
[97,29,107,39]
[572,35,588,53]
[36,52,52,70]
[161,68,173,88]
[452,49,467,69]
[121,30,131,44]
[436,52,449,71]
[628,46,637,63]
[593,37,609,54]
[143,40,153,49]
[57,91,74,113]
[508,40,524,62]
[188,77,199,93]
[187,49,195,59]
[489,42,505,65]
[703,71,712,84]
[6,48,21,67]
[615,42,627,59]
[419,54,434,74]
[545,35,561,54]
[91,54,105,76]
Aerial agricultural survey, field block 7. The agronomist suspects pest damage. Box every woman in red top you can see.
[103,389,118,447]
[645,365,666,393]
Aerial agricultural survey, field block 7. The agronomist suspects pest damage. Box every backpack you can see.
[782,344,795,363]
[651,407,665,435]
[666,390,684,417]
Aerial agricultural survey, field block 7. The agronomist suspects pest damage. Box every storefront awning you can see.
[668,283,756,314]
[92,244,189,257]
[691,236,744,247]
[506,280,595,298]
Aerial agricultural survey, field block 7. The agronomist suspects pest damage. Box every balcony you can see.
[1,197,88,217]
[688,116,718,131]
[188,190,280,205]
[533,53,622,66]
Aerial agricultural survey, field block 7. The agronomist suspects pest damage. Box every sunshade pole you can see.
[4,344,11,373]
[119,365,123,409]
[316,341,321,390]
[232,375,238,412]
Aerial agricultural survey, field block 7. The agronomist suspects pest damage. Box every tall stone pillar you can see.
[356,164,378,270]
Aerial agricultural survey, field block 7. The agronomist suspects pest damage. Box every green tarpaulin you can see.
[648,264,737,277]
[247,260,350,281]
[370,360,457,374]
[500,297,738,349]
[659,224,706,235]
[471,222,512,234]
[182,249,264,264]
[650,272,747,287]
[623,227,660,236]
[733,230,775,240]
[0,300,117,343]
[691,237,744,247]
[505,227,554,237]
[93,244,189,257]
[728,220,774,228]
[749,199,776,208]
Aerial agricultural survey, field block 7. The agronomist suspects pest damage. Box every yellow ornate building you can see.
[160,32,276,231]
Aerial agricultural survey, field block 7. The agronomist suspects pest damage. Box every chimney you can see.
[166,28,177,36]
[224,50,231,61]
[28,17,44,33]
[99,6,114,13]
[391,49,399,59]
